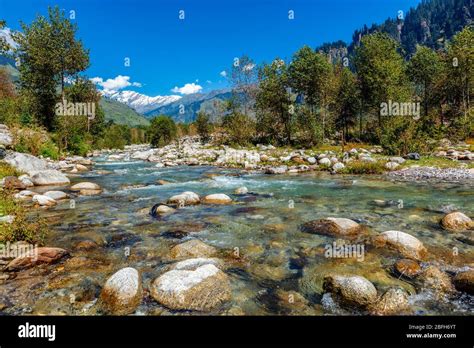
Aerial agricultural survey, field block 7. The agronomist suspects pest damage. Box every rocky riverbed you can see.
[0,125,473,316]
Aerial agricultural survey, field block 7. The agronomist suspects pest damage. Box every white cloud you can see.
[206,80,212,84]
[171,82,202,95]
[90,75,142,92]
[220,70,227,77]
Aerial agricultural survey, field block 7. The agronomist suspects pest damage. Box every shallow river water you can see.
[3,156,473,315]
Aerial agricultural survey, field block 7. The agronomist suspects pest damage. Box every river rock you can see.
[169,239,217,260]
[18,175,34,187]
[418,266,454,295]
[70,182,102,195]
[318,158,331,166]
[151,204,175,216]
[234,186,248,195]
[394,259,421,278]
[441,212,473,231]
[375,231,427,260]
[202,193,232,204]
[323,275,377,308]
[407,153,420,160]
[0,125,12,147]
[32,194,57,206]
[99,267,142,315]
[389,157,406,164]
[171,257,222,271]
[150,264,231,311]
[6,247,68,271]
[453,270,474,295]
[332,162,345,172]
[167,191,200,206]
[3,176,26,190]
[385,162,399,171]
[265,165,288,174]
[369,288,410,315]
[30,170,70,186]
[44,191,68,200]
[156,179,170,185]
[301,217,362,237]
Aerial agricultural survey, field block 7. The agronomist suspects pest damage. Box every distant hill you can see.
[319,0,473,58]
[99,97,150,127]
[145,89,234,123]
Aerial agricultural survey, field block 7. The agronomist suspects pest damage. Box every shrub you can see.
[39,140,60,160]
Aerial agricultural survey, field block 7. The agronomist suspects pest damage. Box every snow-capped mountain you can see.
[101,90,181,114]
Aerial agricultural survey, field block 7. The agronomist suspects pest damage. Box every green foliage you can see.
[96,124,130,149]
[0,163,21,179]
[99,98,150,127]
[256,59,293,144]
[0,189,48,244]
[343,160,386,174]
[354,32,411,136]
[195,111,212,142]
[222,111,256,146]
[149,115,177,147]
[14,6,89,131]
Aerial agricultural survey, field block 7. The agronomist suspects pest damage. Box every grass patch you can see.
[0,162,21,179]
[0,189,48,245]
[343,160,386,174]
[400,156,463,169]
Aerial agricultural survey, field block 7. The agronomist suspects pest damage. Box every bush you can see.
[39,141,60,160]
[222,112,256,146]
[149,115,177,147]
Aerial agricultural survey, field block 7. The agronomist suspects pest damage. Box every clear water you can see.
[3,157,473,315]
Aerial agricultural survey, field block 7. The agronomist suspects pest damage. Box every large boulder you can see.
[374,231,427,260]
[453,270,474,295]
[323,275,378,308]
[167,191,200,206]
[99,267,142,315]
[202,193,232,204]
[151,263,231,311]
[441,212,473,231]
[4,152,50,175]
[30,170,70,186]
[301,217,363,237]
[169,239,217,260]
[6,247,68,271]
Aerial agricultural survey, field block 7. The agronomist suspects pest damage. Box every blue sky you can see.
[1,0,422,97]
